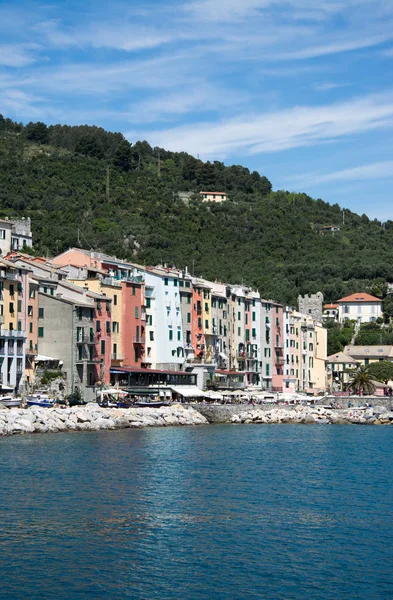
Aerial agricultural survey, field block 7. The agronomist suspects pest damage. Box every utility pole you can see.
[342,209,345,225]
[106,165,110,203]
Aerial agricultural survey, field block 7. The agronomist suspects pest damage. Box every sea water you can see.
[0,424,392,599]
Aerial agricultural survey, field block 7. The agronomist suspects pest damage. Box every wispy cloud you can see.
[315,82,347,91]
[284,160,393,188]
[0,43,39,67]
[132,92,393,158]
[276,33,393,60]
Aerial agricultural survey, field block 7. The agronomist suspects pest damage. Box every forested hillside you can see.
[1,114,392,305]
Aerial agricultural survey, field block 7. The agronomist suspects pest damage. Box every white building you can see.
[337,293,383,324]
[199,191,227,203]
[144,268,184,370]
[0,218,33,255]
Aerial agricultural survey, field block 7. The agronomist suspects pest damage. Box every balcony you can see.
[111,353,125,361]
[275,342,284,350]
[275,357,285,365]
[133,336,146,344]
[141,357,153,364]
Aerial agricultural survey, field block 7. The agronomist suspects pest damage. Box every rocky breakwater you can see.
[0,404,208,436]
[230,405,393,425]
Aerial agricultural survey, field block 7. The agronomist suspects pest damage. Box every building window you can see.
[198,318,202,328]
[106,300,111,312]
[114,294,117,306]
[169,329,173,341]
[177,330,181,341]
[132,286,136,296]
[9,285,14,297]
[164,278,168,286]
[29,323,33,333]
[146,298,151,308]
[135,307,139,318]
[205,320,209,329]
[106,321,110,334]
[187,313,191,323]
[150,331,154,341]
[96,321,101,332]
[174,279,177,287]
[38,307,44,318]
[101,340,105,355]
[0,229,6,239]
[38,327,44,337]
[9,302,14,314]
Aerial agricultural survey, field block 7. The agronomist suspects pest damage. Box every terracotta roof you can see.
[337,293,382,303]
[199,191,227,195]
[324,303,338,309]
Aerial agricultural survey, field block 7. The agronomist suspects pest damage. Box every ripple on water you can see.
[0,424,392,600]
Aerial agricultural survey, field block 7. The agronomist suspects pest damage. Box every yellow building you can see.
[0,258,26,392]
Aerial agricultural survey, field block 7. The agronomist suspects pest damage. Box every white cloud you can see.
[0,43,39,67]
[131,92,393,158]
[315,82,347,91]
[276,33,393,60]
[284,160,393,188]
[0,89,45,117]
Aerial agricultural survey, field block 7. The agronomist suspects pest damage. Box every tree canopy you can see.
[1,114,393,305]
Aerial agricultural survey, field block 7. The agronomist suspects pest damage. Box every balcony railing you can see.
[111,353,125,361]
[133,336,146,344]
[275,357,285,365]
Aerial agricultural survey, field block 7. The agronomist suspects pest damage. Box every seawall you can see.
[191,401,393,425]
[0,404,208,436]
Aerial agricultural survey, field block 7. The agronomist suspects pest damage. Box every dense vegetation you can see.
[1,114,393,305]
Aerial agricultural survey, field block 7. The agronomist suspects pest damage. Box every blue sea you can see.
[1,424,392,600]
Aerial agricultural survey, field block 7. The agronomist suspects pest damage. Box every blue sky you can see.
[1,0,393,219]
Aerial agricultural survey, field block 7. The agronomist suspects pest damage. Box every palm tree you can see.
[345,365,376,395]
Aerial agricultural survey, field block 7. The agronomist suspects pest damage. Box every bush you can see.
[66,387,86,407]
[40,369,64,385]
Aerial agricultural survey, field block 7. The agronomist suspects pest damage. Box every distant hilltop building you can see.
[298,292,323,323]
[0,217,32,255]
[200,191,227,203]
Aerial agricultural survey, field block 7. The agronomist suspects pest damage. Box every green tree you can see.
[24,121,49,144]
[345,365,376,395]
[113,139,132,171]
[367,361,393,383]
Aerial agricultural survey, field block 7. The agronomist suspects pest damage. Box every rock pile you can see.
[230,405,393,425]
[0,403,208,436]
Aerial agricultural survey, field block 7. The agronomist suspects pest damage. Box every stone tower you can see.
[298,292,323,323]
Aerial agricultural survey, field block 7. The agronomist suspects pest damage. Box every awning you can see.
[205,391,223,400]
[35,354,62,363]
[0,385,14,392]
[170,386,206,398]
